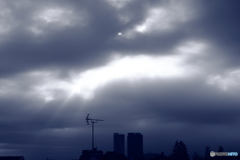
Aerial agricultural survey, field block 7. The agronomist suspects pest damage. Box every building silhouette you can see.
[0,156,25,160]
[113,133,125,155]
[79,148,103,160]
[127,133,143,160]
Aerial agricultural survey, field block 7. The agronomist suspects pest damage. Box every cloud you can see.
[104,0,133,9]
[0,0,240,159]
[0,1,17,38]
[208,69,240,92]
[29,6,88,35]
[122,0,197,38]
[0,55,190,101]
[0,40,206,102]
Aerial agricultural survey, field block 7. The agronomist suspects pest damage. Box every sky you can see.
[0,0,240,159]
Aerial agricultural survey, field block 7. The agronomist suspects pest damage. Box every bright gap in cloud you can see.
[32,41,206,101]
[32,54,193,101]
[69,55,186,98]
[0,41,205,102]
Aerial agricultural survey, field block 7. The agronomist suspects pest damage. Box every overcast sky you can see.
[0,0,240,159]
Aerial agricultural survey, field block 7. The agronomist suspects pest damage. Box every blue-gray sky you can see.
[0,0,240,159]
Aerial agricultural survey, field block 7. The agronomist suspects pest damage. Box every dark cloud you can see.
[184,0,240,69]
[0,0,240,160]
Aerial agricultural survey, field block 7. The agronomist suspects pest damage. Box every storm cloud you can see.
[0,0,240,160]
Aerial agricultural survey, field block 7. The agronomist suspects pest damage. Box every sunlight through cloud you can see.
[0,41,206,102]
[31,53,196,101]
[68,55,186,99]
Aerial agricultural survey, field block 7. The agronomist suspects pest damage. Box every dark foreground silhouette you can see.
[78,140,239,160]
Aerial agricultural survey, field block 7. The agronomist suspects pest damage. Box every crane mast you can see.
[86,114,104,150]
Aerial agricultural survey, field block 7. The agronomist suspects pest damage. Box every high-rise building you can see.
[127,133,143,160]
[113,133,125,155]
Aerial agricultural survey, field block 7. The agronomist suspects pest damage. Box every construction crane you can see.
[86,114,104,150]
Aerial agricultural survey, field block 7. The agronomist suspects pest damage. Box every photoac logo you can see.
[210,151,238,157]
[210,151,215,157]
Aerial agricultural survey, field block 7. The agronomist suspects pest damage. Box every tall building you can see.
[113,133,125,155]
[127,133,143,160]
